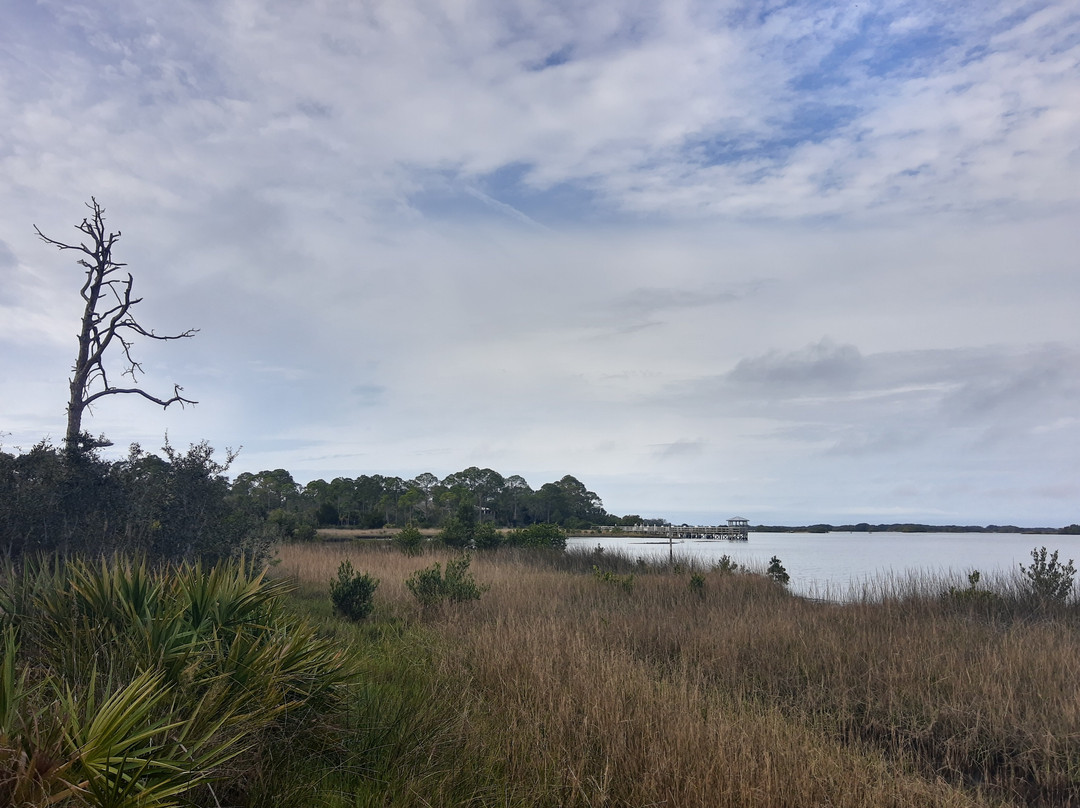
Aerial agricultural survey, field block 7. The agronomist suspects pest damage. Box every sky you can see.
[1,0,1078,527]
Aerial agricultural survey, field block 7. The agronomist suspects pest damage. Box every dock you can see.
[600,517,749,541]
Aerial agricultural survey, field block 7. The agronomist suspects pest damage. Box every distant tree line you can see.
[231,465,631,533]
[0,438,634,560]
[754,523,1079,534]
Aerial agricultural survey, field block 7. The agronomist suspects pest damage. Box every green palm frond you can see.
[177,559,291,636]
[3,555,353,808]
[59,667,248,808]
[0,626,27,734]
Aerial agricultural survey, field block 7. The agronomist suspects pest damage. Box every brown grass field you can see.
[275,541,1080,807]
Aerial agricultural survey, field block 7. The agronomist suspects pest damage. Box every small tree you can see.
[36,198,197,453]
[472,521,503,550]
[767,556,790,586]
[713,554,739,574]
[689,572,706,597]
[1020,547,1076,603]
[330,559,379,620]
[393,524,426,556]
[440,502,476,548]
[405,554,486,610]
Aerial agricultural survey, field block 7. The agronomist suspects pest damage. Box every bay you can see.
[567,531,1080,601]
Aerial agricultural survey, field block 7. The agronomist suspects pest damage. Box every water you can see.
[567,532,1080,600]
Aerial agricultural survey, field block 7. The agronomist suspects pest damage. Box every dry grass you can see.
[275,541,1080,807]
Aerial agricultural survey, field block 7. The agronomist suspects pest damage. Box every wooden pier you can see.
[601,518,749,541]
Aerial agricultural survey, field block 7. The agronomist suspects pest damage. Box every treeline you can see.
[234,465,632,532]
[0,438,629,559]
[755,523,1080,534]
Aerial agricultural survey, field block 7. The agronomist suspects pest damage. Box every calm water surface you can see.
[567,532,1080,600]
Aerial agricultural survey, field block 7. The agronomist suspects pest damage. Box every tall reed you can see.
[276,541,1080,806]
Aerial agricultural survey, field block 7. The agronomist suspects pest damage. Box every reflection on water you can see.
[568,532,1080,601]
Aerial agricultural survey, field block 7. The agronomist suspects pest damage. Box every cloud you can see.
[619,286,739,316]
[0,240,15,270]
[0,0,1077,526]
[4,0,1076,227]
[657,340,1080,474]
[352,384,386,408]
[728,338,864,388]
[938,344,1079,423]
[652,438,705,460]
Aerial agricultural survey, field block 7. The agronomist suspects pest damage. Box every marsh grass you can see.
[273,540,1080,806]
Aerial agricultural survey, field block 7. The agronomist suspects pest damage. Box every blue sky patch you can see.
[687,102,860,167]
[791,11,958,92]
[865,29,959,77]
[528,45,573,71]
[409,163,614,227]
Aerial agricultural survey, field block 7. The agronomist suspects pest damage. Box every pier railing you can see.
[599,524,749,541]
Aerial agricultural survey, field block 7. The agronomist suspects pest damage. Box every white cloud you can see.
[0,0,1077,525]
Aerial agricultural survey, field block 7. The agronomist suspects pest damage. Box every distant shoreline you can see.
[316,523,1079,540]
[745,523,1078,535]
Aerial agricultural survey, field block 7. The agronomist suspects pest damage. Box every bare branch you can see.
[84,384,198,409]
[122,322,200,341]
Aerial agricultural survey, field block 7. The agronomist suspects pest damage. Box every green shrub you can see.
[405,554,487,610]
[330,559,380,620]
[472,522,503,550]
[689,572,706,597]
[592,565,635,593]
[713,554,739,574]
[1020,546,1076,603]
[393,525,426,556]
[439,516,472,549]
[945,569,998,607]
[767,556,790,586]
[505,523,567,550]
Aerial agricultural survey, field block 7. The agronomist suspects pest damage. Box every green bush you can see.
[393,524,426,556]
[713,554,739,574]
[945,569,998,607]
[689,572,706,597]
[405,554,487,610]
[330,559,380,620]
[439,516,472,549]
[505,523,567,550]
[767,556,790,586]
[472,521,503,550]
[1020,546,1076,603]
[438,554,486,604]
[592,565,635,593]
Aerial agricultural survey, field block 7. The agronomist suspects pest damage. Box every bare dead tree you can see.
[35,198,198,453]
